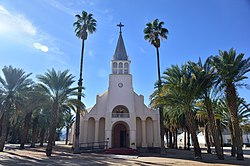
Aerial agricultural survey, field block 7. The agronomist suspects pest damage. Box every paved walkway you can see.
[0,143,250,165]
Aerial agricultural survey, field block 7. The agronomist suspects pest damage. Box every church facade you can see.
[71,26,160,150]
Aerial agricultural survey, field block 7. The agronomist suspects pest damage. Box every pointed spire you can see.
[113,22,128,60]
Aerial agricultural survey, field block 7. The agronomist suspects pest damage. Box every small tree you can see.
[37,69,77,156]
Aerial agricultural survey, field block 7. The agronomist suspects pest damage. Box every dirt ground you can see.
[0,142,250,166]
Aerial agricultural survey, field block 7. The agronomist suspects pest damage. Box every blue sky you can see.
[0,0,250,108]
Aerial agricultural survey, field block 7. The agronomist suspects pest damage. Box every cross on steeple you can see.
[117,22,124,33]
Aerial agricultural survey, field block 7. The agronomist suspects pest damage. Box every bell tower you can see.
[111,22,131,75]
[107,21,134,110]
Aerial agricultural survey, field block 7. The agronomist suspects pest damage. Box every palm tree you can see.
[37,68,77,156]
[144,18,168,154]
[210,48,250,160]
[0,66,32,151]
[196,58,224,159]
[218,97,250,157]
[73,10,97,153]
[64,111,75,145]
[31,112,39,148]
[196,99,224,158]
[195,106,212,153]
[162,61,214,158]
[150,88,172,148]
[37,108,51,147]
[20,86,49,149]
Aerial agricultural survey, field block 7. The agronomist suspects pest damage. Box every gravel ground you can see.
[0,142,250,166]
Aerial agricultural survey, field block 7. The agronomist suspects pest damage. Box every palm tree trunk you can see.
[20,111,32,149]
[74,39,85,153]
[225,83,244,160]
[155,47,165,154]
[53,131,56,146]
[159,107,165,153]
[173,129,176,148]
[10,124,19,143]
[65,127,69,145]
[205,124,211,154]
[165,127,169,147]
[39,127,45,147]
[184,128,187,150]
[46,102,58,157]
[31,116,39,148]
[205,97,224,159]
[229,121,236,156]
[185,108,202,158]
[156,47,161,86]
[169,130,173,148]
[216,119,224,154]
[0,113,9,151]
[175,128,178,149]
[187,129,191,150]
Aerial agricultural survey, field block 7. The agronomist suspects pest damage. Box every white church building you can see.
[70,24,160,150]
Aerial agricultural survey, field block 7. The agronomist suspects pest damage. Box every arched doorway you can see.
[112,122,129,148]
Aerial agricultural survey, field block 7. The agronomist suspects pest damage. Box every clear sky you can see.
[0,0,250,108]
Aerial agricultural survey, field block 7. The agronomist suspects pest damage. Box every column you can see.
[83,120,88,147]
[141,120,147,147]
[130,130,136,149]
[153,120,159,147]
[94,120,99,145]
[106,130,112,148]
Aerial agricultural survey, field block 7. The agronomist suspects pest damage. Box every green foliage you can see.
[0,66,85,146]
[217,97,250,129]
[0,65,33,111]
[210,48,250,88]
[73,10,97,40]
[144,19,168,48]
[64,110,75,128]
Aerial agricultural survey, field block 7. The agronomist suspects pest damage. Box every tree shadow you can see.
[1,144,250,166]
[139,148,250,166]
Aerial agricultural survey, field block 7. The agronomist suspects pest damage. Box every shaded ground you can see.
[0,142,250,166]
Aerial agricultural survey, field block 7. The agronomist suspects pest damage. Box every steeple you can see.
[111,22,131,75]
[113,22,128,60]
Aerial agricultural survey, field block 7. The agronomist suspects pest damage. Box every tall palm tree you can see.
[210,48,250,160]
[37,68,77,156]
[144,18,168,154]
[0,66,32,151]
[73,10,96,153]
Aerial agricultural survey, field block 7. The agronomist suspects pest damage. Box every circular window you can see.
[118,82,123,88]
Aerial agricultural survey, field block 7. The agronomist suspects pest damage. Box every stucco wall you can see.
[72,73,160,149]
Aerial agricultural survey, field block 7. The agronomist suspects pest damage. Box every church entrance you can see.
[112,122,129,148]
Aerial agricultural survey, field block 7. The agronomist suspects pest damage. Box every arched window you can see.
[124,62,129,74]
[118,62,123,74]
[112,105,129,118]
[113,62,117,74]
